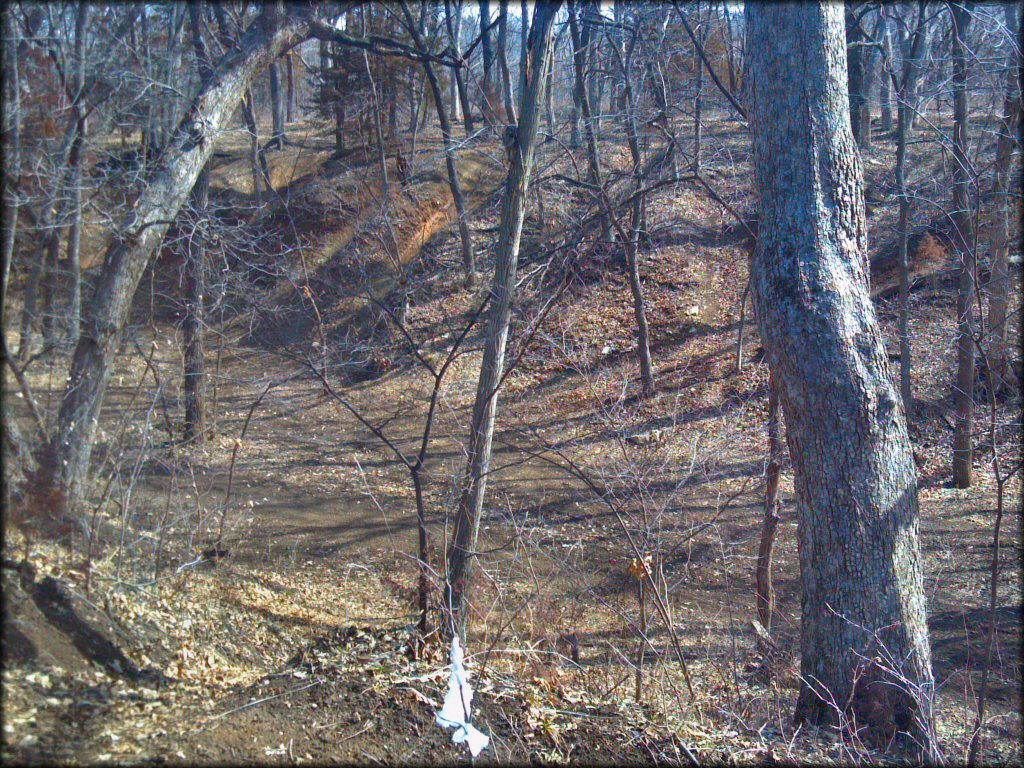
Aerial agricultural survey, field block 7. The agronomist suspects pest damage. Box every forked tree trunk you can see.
[746,4,936,754]
[33,11,313,520]
[445,2,560,641]
[950,4,975,489]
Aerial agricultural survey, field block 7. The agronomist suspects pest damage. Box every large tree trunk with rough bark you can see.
[444,2,560,642]
[746,4,936,754]
[31,10,313,523]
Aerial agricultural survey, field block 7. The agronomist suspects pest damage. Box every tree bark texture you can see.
[444,2,560,642]
[746,3,936,751]
[34,10,313,519]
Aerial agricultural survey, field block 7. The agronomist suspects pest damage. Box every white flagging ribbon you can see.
[435,637,490,757]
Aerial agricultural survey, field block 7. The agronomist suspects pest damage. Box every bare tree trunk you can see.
[951,3,975,489]
[497,0,516,123]
[568,2,611,243]
[747,4,936,753]
[846,5,869,148]
[269,58,286,148]
[444,2,560,641]
[693,16,705,173]
[613,23,654,396]
[32,11,313,520]
[242,90,272,202]
[986,3,1021,395]
[400,3,477,286]
[65,2,90,348]
[183,167,209,444]
[444,0,474,135]
[880,15,894,134]
[0,6,19,326]
[19,118,78,359]
[479,0,497,123]
[891,1,927,416]
[285,52,295,122]
[519,0,529,101]
[722,2,737,94]
[755,370,782,633]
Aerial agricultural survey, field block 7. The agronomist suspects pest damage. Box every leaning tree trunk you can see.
[445,2,560,642]
[32,11,313,522]
[746,4,936,754]
[950,3,975,489]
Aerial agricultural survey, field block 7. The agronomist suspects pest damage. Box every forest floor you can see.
[3,114,1022,766]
